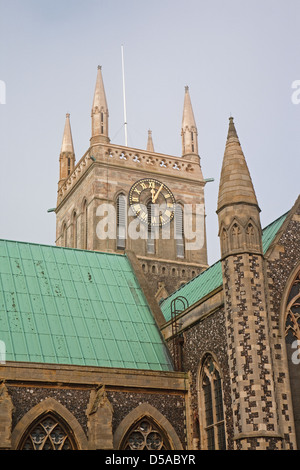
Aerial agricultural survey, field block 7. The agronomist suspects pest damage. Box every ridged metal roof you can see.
[160,212,288,322]
[0,240,173,371]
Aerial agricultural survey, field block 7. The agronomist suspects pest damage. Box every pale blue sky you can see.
[0,0,299,264]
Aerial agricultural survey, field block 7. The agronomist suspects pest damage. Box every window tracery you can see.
[285,269,300,343]
[19,413,77,450]
[120,418,171,450]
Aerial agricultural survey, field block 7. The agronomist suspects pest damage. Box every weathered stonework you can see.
[171,307,234,450]
[0,382,14,449]
[0,363,188,450]
[265,201,300,450]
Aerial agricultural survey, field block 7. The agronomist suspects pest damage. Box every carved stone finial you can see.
[87,384,107,416]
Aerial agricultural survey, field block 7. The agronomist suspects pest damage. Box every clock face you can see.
[128,178,176,227]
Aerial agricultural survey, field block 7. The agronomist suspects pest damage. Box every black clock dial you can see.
[128,178,176,227]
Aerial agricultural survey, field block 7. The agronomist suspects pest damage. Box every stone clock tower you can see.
[55,66,208,297]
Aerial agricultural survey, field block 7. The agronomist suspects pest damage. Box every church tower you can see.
[217,117,283,449]
[55,67,208,297]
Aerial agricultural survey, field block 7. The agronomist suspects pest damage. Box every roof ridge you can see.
[0,238,126,258]
[261,211,289,230]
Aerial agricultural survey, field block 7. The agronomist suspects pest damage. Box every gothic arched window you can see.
[120,417,171,450]
[285,269,300,343]
[82,199,88,250]
[146,201,155,254]
[221,227,229,254]
[199,355,226,450]
[116,194,126,249]
[18,412,77,450]
[284,267,300,449]
[72,211,77,248]
[61,222,67,247]
[175,204,184,258]
[231,222,241,251]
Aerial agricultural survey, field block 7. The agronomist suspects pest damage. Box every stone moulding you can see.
[57,143,203,205]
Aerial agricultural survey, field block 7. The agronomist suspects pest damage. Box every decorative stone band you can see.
[57,143,203,205]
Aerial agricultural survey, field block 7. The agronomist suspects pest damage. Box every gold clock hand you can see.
[150,188,156,203]
[153,184,163,203]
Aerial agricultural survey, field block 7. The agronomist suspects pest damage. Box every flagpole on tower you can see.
[121,44,128,147]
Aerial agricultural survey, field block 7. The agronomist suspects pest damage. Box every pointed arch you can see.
[81,198,88,250]
[228,218,243,251]
[231,222,241,250]
[175,203,185,258]
[281,263,300,449]
[219,224,229,255]
[61,221,67,247]
[72,210,77,248]
[116,193,127,249]
[245,217,260,249]
[11,398,88,450]
[197,353,226,450]
[146,200,156,254]
[113,403,183,450]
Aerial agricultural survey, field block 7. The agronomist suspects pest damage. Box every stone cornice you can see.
[57,143,204,208]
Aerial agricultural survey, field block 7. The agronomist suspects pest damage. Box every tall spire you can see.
[216,118,279,449]
[181,86,198,158]
[146,129,154,152]
[217,117,259,214]
[91,65,109,145]
[59,113,75,187]
[61,113,75,154]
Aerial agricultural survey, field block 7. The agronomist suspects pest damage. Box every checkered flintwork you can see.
[222,254,283,450]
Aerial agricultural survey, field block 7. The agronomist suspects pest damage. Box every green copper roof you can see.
[160,212,288,322]
[0,240,173,371]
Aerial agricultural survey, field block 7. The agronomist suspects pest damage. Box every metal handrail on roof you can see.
[171,296,189,371]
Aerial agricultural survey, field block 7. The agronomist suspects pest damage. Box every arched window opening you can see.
[231,222,241,251]
[191,131,194,153]
[18,412,77,450]
[284,267,300,449]
[120,417,171,451]
[285,268,300,343]
[72,211,77,248]
[61,222,67,247]
[147,201,155,254]
[222,227,229,253]
[199,355,226,450]
[175,204,184,258]
[246,221,258,248]
[100,111,104,134]
[82,200,88,250]
[117,194,126,249]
